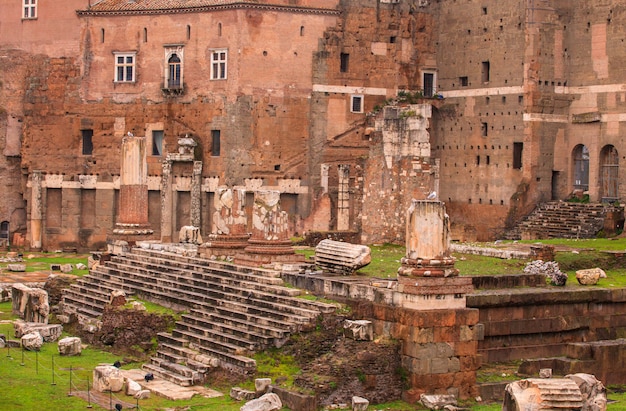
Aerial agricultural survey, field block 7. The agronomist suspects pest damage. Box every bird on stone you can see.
[427,191,437,200]
[113,360,121,368]
[144,373,154,382]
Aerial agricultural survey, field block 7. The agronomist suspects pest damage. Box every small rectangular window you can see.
[423,72,435,98]
[460,76,468,87]
[481,122,488,137]
[82,129,93,155]
[152,130,163,156]
[351,95,363,113]
[210,49,227,80]
[481,61,490,83]
[114,53,136,82]
[211,130,221,156]
[340,53,349,73]
[23,0,37,19]
[513,142,523,169]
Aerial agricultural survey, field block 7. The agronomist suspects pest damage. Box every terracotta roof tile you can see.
[87,0,252,12]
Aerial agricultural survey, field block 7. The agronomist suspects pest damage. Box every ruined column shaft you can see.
[190,161,202,228]
[117,136,148,226]
[30,171,43,249]
[160,160,173,242]
[337,164,350,231]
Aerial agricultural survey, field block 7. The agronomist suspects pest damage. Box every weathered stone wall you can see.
[350,301,480,402]
[467,288,626,364]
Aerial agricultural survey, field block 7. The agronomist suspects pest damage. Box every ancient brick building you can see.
[1,0,625,249]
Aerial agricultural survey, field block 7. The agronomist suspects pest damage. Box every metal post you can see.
[51,355,56,385]
[86,376,93,408]
[69,366,72,396]
[20,346,24,366]
[35,350,38,374]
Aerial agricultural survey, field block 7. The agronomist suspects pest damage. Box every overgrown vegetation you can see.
[4,239,626,409]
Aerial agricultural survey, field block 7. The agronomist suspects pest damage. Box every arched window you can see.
[572,144,589,191]
[168,54,182,89]
[600,145,619,201]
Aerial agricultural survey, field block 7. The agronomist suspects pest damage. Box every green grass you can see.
[0,252,90,276]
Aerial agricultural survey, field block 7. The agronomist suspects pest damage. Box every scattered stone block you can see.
[21,332,43,351]
[241,393,282,411]
[352,396,369,411]
[135,389,151,400]
[231,387,257,401]
[12,284,50,323]
[14,321,62,342]
[126,378,142,396]
[58,336,82,356]
[576,268,605,285]
[76,263,87,270]
[504,378,583,411]
[420,394,457,410]
[107,240,129,255]
[343,320,374,341]
[130,301,146,311]
[93,365,125,393]
[7,264,26,272]
[539,368,552,378]
[315,239,371,275]
[567,373,607,411]
[255,378,272,394]
[60,263,73,273]
[109,290,126,307]
[179,225,203,244]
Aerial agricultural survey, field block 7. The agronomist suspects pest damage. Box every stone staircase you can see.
[61,247,336,385]
[504,201,618,240]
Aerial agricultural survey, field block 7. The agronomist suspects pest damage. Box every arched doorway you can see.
[572,144,589,192]
[600,145,619,201]
[0,221,9,246]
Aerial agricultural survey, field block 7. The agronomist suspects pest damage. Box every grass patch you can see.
[0,252,89,276]
[356,243,405,278]
[253,348,301,390]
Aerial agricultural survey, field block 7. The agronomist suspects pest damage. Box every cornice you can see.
[77,2,340,17]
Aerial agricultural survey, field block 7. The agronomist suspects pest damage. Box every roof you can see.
[78,0,340,16]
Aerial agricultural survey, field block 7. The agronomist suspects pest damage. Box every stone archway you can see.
[600,145,619,201]
[0,221,8,246]
[572,144,589,192]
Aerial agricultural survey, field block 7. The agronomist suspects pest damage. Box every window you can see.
[481,122,488,137]
[23,0,36,19]
[82,129,93,155]
[211,130,221,156]
[460,76,468,87]
[422,71,436,97]
[114,53,135,82]
[164,46,184,91]
[152,130,163,156]
[210,50,227,80]
[513,142,523,169]
[340,53,349,73]
[168,54,182,88]
[481,61,490,83]
[351,95,363,113]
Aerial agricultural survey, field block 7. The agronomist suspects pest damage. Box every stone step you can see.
[186,308,291,339]
[175,316,273,350]
[156,342,218,369]
[141,362,194,387]
[157,331,190,348]
[74,275,127,295]
[172,328,254,355]
[111,254,288,295]
[187,339,257,374]
[61,293,106,316]
[100,263,324,320]
[68,284,112,304]
[130,248,282,282]
[107,259,306,305]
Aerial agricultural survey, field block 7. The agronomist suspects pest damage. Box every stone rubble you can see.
[523,260,567,286]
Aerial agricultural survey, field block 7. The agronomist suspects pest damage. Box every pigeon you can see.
[113,360,121,368]
[144,373,154,382]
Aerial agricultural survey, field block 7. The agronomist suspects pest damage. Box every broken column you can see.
[397,200,473,310]
[237,190,304,267]
[112,133,153,238]
[199,187,250,258]
[30,170,43,250]
[315,239,371,275]
[12,284,49,324]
